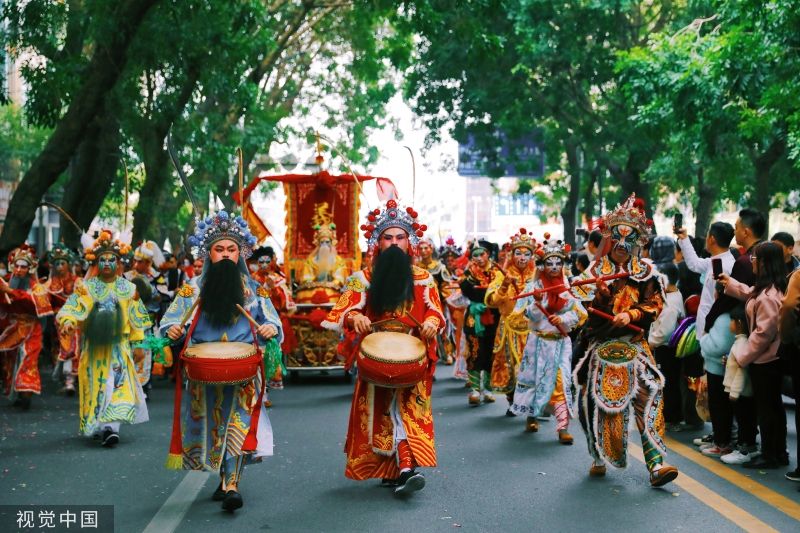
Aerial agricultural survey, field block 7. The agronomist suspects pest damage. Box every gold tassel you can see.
[165,453,183,470]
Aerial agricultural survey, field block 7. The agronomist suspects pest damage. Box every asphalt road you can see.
[1,365,799,532]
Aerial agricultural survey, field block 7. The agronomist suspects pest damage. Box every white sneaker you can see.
[721,448,761,465]
[693,434,714,446]
[698,442,715,451]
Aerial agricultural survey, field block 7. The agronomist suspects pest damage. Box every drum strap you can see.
[242,320,264,452]
[167,300,203,469]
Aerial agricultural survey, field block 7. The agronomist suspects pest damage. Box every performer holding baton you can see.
[571,194,679,487]
[510,235,586,441]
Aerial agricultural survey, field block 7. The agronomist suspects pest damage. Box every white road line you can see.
[142,471,210,533]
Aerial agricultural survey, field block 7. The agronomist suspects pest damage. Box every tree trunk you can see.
[130,66,200,243]
[605,153,653,220]
[693,166,715,239]
[60,105,121,248]
[581,161,599,225]
[132,130,173,243]
[0,0,159,256]
[752,137,785,236]
[562,140,582,247]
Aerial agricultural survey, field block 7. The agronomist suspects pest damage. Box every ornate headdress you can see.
[361,199,426,249]
[133,240,166,268]
[438,236,462,258]
[509,228,537,251]
[311,202,338,247]
[598,193,653,247]
[83,230,132,262]
[9,244,38,268]
[188,209,257,260]
[312,223,337,247]
[46,243,75,264]
[535,233,571,263]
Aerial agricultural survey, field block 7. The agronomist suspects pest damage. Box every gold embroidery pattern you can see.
[177,284,195,298]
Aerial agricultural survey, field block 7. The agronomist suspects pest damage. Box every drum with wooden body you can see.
[182,341,262,385]
[357,332,427,388]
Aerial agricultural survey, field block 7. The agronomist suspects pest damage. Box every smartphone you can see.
[711,257,723,279]
[673,213,683,233]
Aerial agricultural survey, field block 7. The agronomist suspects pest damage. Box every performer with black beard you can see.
[161,209,282,513]
[323,199,445,496]
[57,231,151,446]
[0,246,53,409]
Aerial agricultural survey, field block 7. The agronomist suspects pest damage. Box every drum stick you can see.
[514,272,631,300]
[571,272,629,287]
[403,311,424,329]
[178,298,200,330]
[513,284,567,300]
[235,304,260,328]
[534,302,569,336]
[587,307,643,333]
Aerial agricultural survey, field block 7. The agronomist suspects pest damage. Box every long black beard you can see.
[367,245,414,315]
[9,276,30,290]
[84,301,123,347]
[200,259,245,328]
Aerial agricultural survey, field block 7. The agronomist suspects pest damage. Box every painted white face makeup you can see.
[542,256,563,277]
[512,248,532,269]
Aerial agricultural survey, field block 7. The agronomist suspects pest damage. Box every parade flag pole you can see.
[237,147,245,216]
[403,146,416,204]
[123,163,130,233]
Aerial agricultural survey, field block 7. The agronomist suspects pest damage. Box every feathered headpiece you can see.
[361,199,426,249]
[598,193,653,247]
[438,236,462,258]
[9,244,38,267]
[46,243,75,264]
[187,209,257,260]
[83,230,132,262]
[509,228,537,251]
[535,233,571,263]
[133,240,166,268]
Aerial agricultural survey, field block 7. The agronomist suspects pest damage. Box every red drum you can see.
[357,332,427,388]
[182,342,262,385]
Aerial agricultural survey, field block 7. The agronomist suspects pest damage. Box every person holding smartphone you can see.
[675,221,741,455]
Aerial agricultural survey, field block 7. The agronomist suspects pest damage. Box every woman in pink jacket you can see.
[719,242,789,469]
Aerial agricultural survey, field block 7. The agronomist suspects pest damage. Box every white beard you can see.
[315,245,337,277]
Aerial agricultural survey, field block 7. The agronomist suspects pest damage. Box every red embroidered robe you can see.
[322,266,445,480]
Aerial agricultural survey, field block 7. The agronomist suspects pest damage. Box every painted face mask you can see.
[512,248,532,269]
[98,254,117,272]
[542,256,563,277]
[611,224,640,254]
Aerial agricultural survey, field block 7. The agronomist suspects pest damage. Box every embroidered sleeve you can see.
[484,271,507,308]
[559,297,588,332]
[127,296,153,331]
[158,284,198,336]
[629,278,664,328]
[253,290,284,344]
[56,289,94,327]
[419,271,446,332]
[322,271,368,331]
[127,297,151,342]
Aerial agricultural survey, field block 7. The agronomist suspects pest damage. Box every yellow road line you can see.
[629,444,778,533]
[664,436,800,522]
